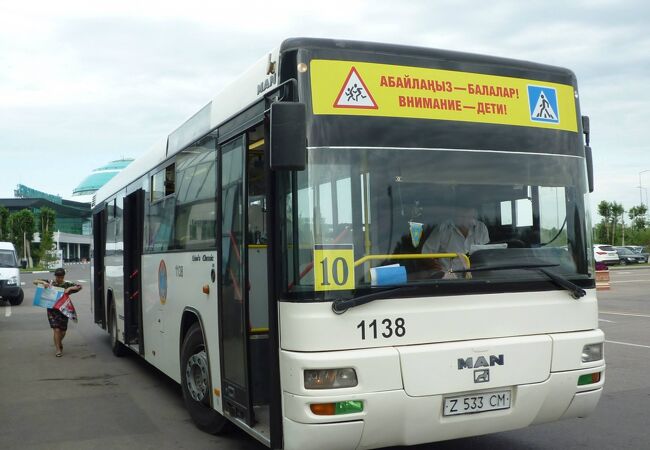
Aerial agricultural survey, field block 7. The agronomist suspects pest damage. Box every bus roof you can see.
[279,38,575,80]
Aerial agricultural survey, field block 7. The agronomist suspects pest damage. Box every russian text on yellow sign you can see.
[310,59,578,132]
[313,245,355,291]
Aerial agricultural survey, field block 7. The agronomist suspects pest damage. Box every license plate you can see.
[443,390,511,416]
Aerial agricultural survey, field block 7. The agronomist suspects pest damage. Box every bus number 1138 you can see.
[357,318,406,340]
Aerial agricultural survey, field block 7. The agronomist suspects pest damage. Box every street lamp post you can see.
[639,170,650,207]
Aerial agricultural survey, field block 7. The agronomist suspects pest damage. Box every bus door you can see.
[246,125,271,411]
[92,209,107,328]
[219,134,254,426]
[123,189,145,355]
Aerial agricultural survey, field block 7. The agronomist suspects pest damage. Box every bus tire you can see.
[109,302,127,357]
[9,289,24,306]
[180,323,229,434]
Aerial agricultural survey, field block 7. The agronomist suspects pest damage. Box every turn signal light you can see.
[578,372,601,386]
[310,400,363,416]
[310,403,336,415]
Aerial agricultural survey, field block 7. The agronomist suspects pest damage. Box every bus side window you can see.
[173,140,217,250]
[146,163,177,252]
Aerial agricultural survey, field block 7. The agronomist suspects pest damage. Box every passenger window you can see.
[151,164,175,202]
[147,163,177,252]
[173,138,217,250]
[500,201,512,225]
[516,198,533,227]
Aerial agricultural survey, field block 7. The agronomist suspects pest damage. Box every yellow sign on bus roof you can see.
[310,59,578,132]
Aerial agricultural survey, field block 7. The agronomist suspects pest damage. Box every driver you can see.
[421,204,489,275]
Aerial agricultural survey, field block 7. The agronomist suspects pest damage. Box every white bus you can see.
[91,38,604,449]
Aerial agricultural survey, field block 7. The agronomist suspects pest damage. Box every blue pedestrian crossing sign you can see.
[527,85,559,124]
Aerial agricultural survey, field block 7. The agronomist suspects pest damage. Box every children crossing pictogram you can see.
[527,85,559,123]
[333,67,378,109]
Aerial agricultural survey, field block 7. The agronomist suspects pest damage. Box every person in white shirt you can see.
[421,205,489,276]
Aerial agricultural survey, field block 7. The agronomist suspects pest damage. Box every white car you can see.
[0,242,23,305]
[593,244,620,265]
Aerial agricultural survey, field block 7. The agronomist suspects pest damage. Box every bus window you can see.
[146,167,175,253]
[500,201,512,225]
[172,138,217,250]
[515,197,533,227]
[539,186,568,246]
[151,164,176,202]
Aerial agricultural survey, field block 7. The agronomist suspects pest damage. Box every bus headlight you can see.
[304,368,358,389]
[6,277,17,286]
[582,343,603,362]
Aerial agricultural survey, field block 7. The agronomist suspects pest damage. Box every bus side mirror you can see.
[270,102,306,171]
[582,116,594,193]
[585,145,594,193]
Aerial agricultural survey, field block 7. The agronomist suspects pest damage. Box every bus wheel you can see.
[109,303,127,356]
[181,323,228,434]
[9,289,24,306]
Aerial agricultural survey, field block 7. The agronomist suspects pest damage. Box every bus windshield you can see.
[282,146,592,298]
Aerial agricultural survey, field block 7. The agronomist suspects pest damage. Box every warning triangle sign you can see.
[531,90,558,121]
[333,67,378,109]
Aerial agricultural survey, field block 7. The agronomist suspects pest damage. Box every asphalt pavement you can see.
[1,265,648,450]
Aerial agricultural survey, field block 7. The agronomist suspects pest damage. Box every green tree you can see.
[610,202,624,245]
[628,205,648,230]
[596,201,613,243]
[594,222,608,244]
[9,209,36,265]
[0,206,9,240]
[38,207,56,268]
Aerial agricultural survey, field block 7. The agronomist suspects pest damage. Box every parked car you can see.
[0,242,24,305]
[593,244,620,265]
[614,247,646,265]
[622,246,649,263]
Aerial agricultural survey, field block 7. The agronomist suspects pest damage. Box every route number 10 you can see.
[313,245,355,291]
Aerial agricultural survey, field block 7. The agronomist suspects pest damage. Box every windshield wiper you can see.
[332,264,585,314]
[332,286,418,314]
[454,263,586,299]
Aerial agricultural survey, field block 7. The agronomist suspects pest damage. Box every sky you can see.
[1,0,649,221]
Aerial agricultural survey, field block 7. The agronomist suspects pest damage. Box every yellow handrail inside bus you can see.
[354,253,471,278]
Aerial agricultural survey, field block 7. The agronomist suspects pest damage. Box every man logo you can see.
[474,369,490,383]
[457,354,504,370]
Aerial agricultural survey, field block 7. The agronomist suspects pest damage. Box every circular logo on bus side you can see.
[158,259,167,305]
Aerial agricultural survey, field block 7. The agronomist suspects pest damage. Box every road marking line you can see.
[598,318,616,323]
[600,311,650,318]
[606,340,650,349]
[77,280,87,283]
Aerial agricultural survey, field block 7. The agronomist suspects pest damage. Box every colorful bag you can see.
[53,293,78,322]
[33,286,65,309]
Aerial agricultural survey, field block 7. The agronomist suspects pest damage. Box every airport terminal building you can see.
[1,159,133,262]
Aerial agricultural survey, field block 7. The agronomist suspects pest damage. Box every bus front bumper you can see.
[281,365,605,450]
